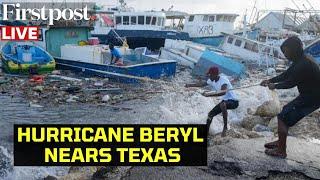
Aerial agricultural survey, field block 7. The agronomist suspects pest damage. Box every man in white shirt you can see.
[185,67,239,137]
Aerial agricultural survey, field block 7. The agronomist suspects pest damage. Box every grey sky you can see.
[10,0,320,14]
[5,0,320,23]
[96,0,320,15]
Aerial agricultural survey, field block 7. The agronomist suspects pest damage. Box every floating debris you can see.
[102,95,111,102]
[48,75,82,82]
[29,102,44,108]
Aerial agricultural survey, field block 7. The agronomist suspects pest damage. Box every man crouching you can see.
[186,66,239,137]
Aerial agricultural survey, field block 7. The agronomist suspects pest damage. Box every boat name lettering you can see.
[198,25,214,35]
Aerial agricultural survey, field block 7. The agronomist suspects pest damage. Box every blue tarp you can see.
[192,50,246,78]
[304,39,320,64]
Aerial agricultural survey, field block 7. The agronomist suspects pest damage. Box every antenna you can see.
[119,0,125,6]
[119,0,128,10]
[249,0,258,24]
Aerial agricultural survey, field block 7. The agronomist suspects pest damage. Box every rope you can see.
[228,83,262,91]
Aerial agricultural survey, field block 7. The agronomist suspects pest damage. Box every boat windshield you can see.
[114,14,164,27]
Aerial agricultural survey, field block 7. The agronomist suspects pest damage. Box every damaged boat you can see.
[44,26,176,83]
[160,39,246,78]
[1,42,55,74]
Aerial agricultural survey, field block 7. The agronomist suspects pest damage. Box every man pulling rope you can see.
[185,67,239,137]
[260,36,320,159]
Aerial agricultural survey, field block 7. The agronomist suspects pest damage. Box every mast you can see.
[243,10,248,38]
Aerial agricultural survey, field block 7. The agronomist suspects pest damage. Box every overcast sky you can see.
[5,0,320,24]
[96,0,320,14]
[10,0,320,15]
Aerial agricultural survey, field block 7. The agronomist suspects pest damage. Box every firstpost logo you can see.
[0,2,94,41]
[1,3,91,25]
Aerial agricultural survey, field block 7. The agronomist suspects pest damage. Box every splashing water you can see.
[149,72,274,134]
[0,68,276,179]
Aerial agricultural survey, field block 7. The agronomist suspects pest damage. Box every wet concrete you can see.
[121,137,320,180]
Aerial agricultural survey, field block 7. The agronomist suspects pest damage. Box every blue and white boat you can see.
[160,39,246,78]
[91,1,189,51]
[218,33,285,66]
[192,49,246,78]
[57,44,176,83]
[182,14,239,47]
[43,26,176,83]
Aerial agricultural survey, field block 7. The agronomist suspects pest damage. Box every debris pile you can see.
[0,70,163,107]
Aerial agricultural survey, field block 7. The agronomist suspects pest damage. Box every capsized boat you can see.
[160,39,206,69]
[192,49,246,79]
[160,39,246,78]
[219,33,285,67]
[1,42,55,74]
[304,38,320,64]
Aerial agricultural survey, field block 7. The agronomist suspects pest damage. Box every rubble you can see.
[255,91,281,117]
[266,68,276,76]
[253,124,272,132]
[29,102,44,108]
[33,85,44,93]
[102,95,111,102]
[48,75,82,82]
[51,70,61,75]
[66,95,79,103]
[94,81,104,87]
[0,70,163,107]
[241,115,270,130]
[268,117,278,132]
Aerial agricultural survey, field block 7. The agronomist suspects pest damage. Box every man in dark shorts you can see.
[186,67,239,137]
[261,36,320,158]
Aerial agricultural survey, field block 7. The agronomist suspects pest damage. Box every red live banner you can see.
[0,26,39,41]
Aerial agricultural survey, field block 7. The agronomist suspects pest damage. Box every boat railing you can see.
[258,45,277,68]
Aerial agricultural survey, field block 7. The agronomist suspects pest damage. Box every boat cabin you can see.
[183,14,238,38]
[114,11,166,30]
[92,11,166,35]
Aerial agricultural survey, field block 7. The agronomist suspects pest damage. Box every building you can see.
[297,15,320,34]
[253,12,305,31]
